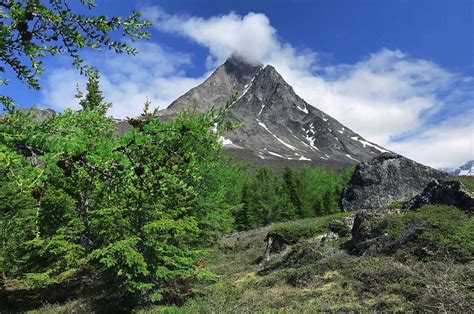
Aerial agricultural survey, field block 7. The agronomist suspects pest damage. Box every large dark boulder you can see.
[403,180,474,212]
[340,152,447,211]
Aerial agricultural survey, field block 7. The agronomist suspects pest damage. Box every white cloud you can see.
[389,113,474,169]
[144,7,278,66]
[281,48,458,145]
[42,42,208,118]
[42,67,86,111]
[42,7,473,168]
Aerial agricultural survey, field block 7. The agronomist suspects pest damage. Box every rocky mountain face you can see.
[340,152,448,211]
[157,55,391,171]
[17,107,56,121]
[442,160,474,176]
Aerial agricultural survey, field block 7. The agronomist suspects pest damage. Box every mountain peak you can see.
[221,54,263,86]
[164,55,262,114]
[225,53,263,67]
[160,57,392,171]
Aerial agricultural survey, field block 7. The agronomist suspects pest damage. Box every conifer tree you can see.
[0,90,239,303]
[254,167,280,225]
[75,71,111,113]
[235,182,254,230]
[320,189,339,214]
[283,167,307,218]
[274,190,297,221]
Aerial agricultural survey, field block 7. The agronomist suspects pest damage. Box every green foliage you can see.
[191,156,248,244]
[237,166,297,230]
[267,212,350,246]
[0,87,242,304]
[297,166,348,216]
[233,165,351,231]
[75,71,111,113]
[379,205,474,262]
[234,166,297,231]
[282,166,308,218]
[0,0,150,110]
[454,175,474,193]
[341,164,356,183]
[234,181,256,231]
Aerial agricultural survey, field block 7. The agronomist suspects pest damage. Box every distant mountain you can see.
[157,54,390,171]
[442,160,474,176]
[17,107,56,121]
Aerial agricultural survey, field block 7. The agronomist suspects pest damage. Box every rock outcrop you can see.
[348,209,430,256]
[402,180,474,212]
[340,152,448,211]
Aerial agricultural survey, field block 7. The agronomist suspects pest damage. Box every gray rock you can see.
[340,152,448,211]
[350,210,387,244]
[16,107,56,122]
[402,180,474,212]
[259,233,339,276]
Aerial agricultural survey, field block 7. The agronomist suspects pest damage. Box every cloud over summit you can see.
[144,7,277,66]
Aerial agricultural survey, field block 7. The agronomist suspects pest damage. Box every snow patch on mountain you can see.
[257,119,299,151]
[296,103,308,114]
[351,136,389,153]
[219,136,242,148]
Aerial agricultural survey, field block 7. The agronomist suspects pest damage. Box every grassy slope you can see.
[144,207,473,313]
[454,175,474,193]
[29,206,473,313]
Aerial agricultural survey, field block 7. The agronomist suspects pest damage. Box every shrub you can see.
[267,212,350,246]
[328,219,351,237]
[380,205,473,262]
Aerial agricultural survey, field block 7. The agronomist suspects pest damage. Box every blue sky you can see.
[155,0,473,74]
[2,0,473,167]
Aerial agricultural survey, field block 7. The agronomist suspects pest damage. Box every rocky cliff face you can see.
[156,54,391,171]
[340,152,448,211]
